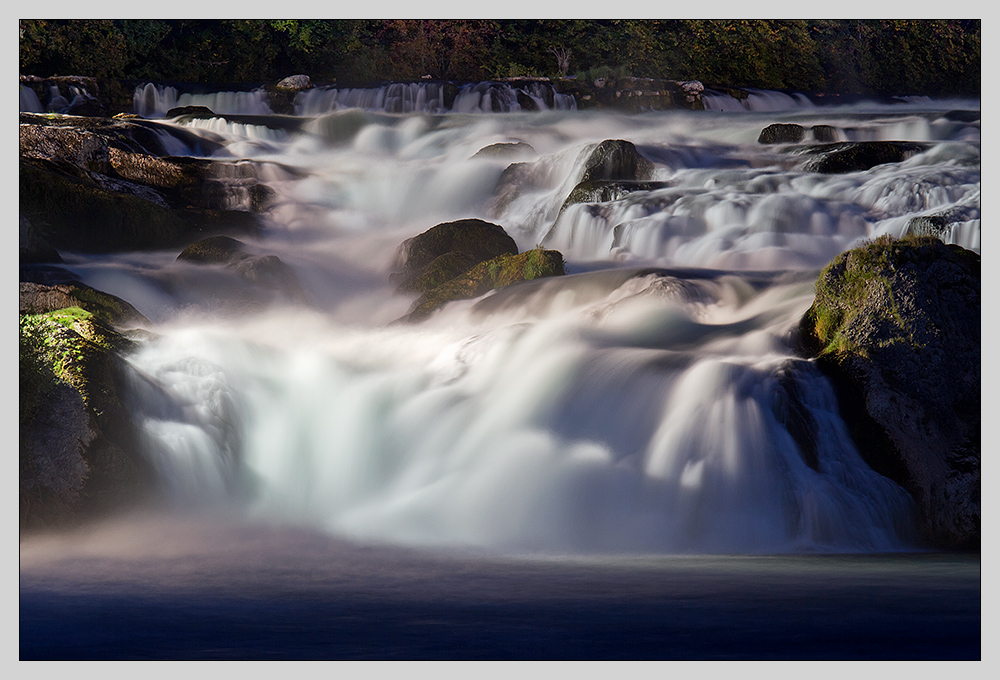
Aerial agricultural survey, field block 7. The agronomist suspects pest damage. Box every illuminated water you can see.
[20,86,981,658]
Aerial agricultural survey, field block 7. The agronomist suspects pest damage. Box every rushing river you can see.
[20,84,981,659]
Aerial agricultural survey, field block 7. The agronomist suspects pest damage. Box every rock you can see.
[810,125,839,142]
[795,141,927,174]
[19,114,270,253]
[19,156,260,253]
[19,281,149,329]
[178,236,305,300]
[798,235,980,549]
[392,219,519,292]
[758,123,805,144]
[577,139,654,183]
[20,304,154,528]
[19,215,63,264]
[471,142,536,160]
[903,207,979,241]
[165,105,217,119]
[275,75,313,91]
[405,248,566,322]
[561,179,670,211]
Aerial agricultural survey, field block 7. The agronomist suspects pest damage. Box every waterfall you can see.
[133,83,274,118]
[59,93,978,556]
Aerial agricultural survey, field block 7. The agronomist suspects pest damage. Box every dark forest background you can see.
[19,19,981,97]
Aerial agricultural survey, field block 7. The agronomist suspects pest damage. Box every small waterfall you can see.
[19,84,42,112]
[703,88,813,112]
[295,81,576,115]
[296,82,447,115]
[134,83,274,118]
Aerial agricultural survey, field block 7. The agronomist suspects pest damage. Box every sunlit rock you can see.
[798,235,980,549]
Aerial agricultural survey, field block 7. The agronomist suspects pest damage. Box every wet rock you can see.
[392,219,519,292]
[795,141,927,174]
[798,235,980,549]
[178,236,305,300]
[561,179,670,211]
[472,142,536,160]
[810,124,839,142]
[578,139,654,183]
[758,123,805,144]
[405,248,566,322]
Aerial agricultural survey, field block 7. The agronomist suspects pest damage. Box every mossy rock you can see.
[392,219,519,291]
[795,141,927,174]
[20,306,154,528]
[19,281,149,329]
[799,234,980,549]
[177,235,248,263]
[405,248,565,322]
[758,123,805,144]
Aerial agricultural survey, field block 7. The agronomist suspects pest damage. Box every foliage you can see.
[19,19,980,96]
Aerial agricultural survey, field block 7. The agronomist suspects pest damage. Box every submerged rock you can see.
[178,235,305,300]
[392,219,519,292]
[798,235,980,549]
[471,142,536,160]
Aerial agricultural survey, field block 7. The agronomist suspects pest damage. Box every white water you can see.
[65,92,980,555]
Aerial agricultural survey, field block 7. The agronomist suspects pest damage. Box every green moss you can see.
[407,247,565,321]
[805,234,941,359]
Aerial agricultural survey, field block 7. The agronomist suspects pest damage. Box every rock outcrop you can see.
[19,112,271,255]
[794,141,927,174]
[798,235,980,549]
[19,283,154,528]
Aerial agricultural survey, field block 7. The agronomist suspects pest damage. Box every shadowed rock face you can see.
[798,235,980,549]
[19,113,267,255]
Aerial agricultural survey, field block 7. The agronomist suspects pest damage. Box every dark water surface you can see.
[19,512,980,660]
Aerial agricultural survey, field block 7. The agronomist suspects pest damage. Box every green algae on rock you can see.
[405,247,566,322]
[799,234,980,549]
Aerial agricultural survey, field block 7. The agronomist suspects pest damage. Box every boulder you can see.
[392,219,519,292]
[472,142,536,160]
[810,124,839,142]
[798,235,980,549]
[20,301,154,528]
[758,123,805,144]
[577,139,654,184]
[19,114,271,253]
[19,281,148,328]
[405,248,566,322]
[178,236,305,300]
[275,74,313,91]
[561,179,670,211]
[795,141,927,174]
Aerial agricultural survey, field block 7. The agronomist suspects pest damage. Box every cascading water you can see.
[63,92,980,556]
